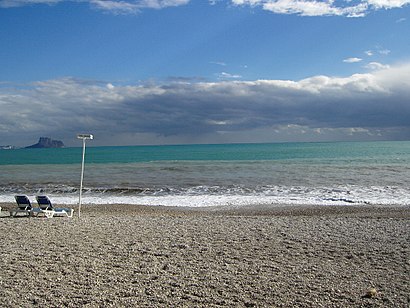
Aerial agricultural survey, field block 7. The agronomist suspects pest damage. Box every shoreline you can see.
[1,204,409,307]
[1,202,410,218]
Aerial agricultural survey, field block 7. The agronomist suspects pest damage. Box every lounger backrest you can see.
[36,196,53,210]
[15,195,32,210]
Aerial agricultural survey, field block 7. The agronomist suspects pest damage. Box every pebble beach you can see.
[0,204,409,307]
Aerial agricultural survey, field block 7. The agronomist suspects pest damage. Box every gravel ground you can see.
[0,204,409,307]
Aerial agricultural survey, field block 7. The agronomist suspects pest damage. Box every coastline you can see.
[1,204,409,307]
[2,202,410,217]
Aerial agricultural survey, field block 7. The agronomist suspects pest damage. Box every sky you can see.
[0,0,409,147]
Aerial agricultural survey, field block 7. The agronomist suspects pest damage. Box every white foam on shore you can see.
[1,193,407,208]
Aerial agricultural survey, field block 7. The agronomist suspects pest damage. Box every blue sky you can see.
[0,0,409,146]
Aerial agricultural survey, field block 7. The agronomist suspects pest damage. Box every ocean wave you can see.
[1,184,409,207]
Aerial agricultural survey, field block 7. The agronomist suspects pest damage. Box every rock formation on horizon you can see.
[26,137,65,149]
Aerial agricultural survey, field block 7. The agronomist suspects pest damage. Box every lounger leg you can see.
[10,210,31,217]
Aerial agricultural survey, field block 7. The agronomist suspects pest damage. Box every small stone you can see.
[365,287,378,298]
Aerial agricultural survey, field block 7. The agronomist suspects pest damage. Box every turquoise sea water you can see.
[1,141,410,207]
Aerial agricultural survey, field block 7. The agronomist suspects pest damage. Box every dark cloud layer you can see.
[1,63,410,146]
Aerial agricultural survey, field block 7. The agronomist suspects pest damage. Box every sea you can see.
[1,141,410,208]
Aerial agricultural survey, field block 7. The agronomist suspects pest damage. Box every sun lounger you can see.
[35,195,74,218]
[11,195,33,217]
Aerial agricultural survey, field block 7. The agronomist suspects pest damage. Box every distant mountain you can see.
[26,137,65,149]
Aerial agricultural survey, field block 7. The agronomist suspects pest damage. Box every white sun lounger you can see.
[34,195,74,218]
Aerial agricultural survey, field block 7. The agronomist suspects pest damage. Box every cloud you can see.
[231,0,410,17]
[106,83,115,90]
[263,0,370,17]
[0,0,61,8]
[90,0,191,14]
[210,61,227,66]
[90,0,140,14]
[1,63,410,146]
[378,49,391,55]
[364,62,390,70]
[364,47,391,59]
[131,0,190,10]
[1,0,409,16]
[343,57,362,63]
[0,0,190,12]
[217,72,242,79]
[367,0,410,9]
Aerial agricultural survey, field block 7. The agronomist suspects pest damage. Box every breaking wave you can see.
[0,183,408,207]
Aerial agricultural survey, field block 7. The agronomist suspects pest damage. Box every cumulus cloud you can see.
[1,63,410,145]
[367,0,410,9]
[262,0,341,16]
[231,0,410,17]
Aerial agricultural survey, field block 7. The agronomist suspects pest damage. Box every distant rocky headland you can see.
[25,137,65,149]
[0,137,65,150]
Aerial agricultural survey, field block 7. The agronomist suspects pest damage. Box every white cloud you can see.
[210,61,227,66]
[378,49,391,55]
[134,0,190,9]
[1,0,409,15]
[90,0,190,14]
[364,62,390,70]
[0,0,190,12]
[218,72,242,79]
[367,0,410,9]
[106,83,115,90]
[0,0,61,8]
[231,0,410,17]
[262,0,343,16]
[343,57,362,63]
[90,0,140,14]
[365,50,373,56]
[1,63,410,146]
